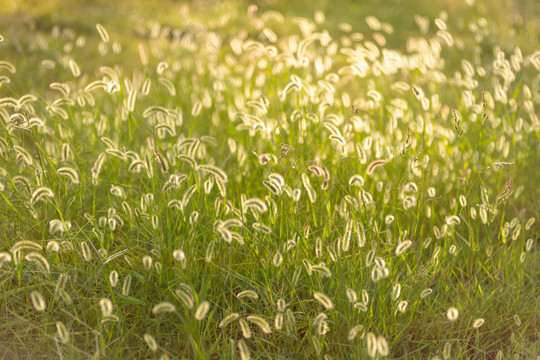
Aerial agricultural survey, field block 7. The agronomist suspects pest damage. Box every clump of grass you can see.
[0,0,539,359]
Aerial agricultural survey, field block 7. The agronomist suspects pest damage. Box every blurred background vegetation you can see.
[1,0,539,216]
[1,0,538,50]
[1,0,538,97]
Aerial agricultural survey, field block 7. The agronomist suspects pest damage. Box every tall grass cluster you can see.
[0,0,539,359]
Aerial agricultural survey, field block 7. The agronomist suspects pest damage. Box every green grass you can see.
[0,0,539,359]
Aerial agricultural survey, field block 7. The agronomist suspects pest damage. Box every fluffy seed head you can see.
[96,23,110,42]
[57,167,80,184]
[29,290,46,312]
[11,240,43,253]
[348,325,364,341]
[273,251,283,267]
[58,288,72,305]
[239,318,252,338]
[524,217,535,230]
[354,302,368,312]
[366,332,377,358]
[81,241,92,262]
[56,321,69,344]
[396,300,408,313]
[238,339,250,360]
[25,252,50,273]
[219,313,240,328]
[237,290,259,300]
[366,159,387,176]
[277,298,286,312]
[274,313,284,329]
[317,319,329,335]
[420,288,433,298]
[362,289,369,305]
[377,336,389,357]
[346,288,357,303]
[443,342,452,359]
[122,274,132,296]
[173,249,186,264]
[194,300,210,320]
[246,315,272,334]
[395,240,412,256]
[142,255,153,270]
[313,292,334,310]
[152,302,176,315]
[0,252,12,267]
[311,264,332,277]
[446,307,459,321]
[472,318,485,329]
[143,333,158,352]
[109,270,118,287]
[99,298,113,316]
[301,173,317,203]
[514,314,521,327]
[30,187,55,205]
[175,287,194,309]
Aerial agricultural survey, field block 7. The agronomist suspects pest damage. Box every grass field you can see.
[0,0,539,359]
